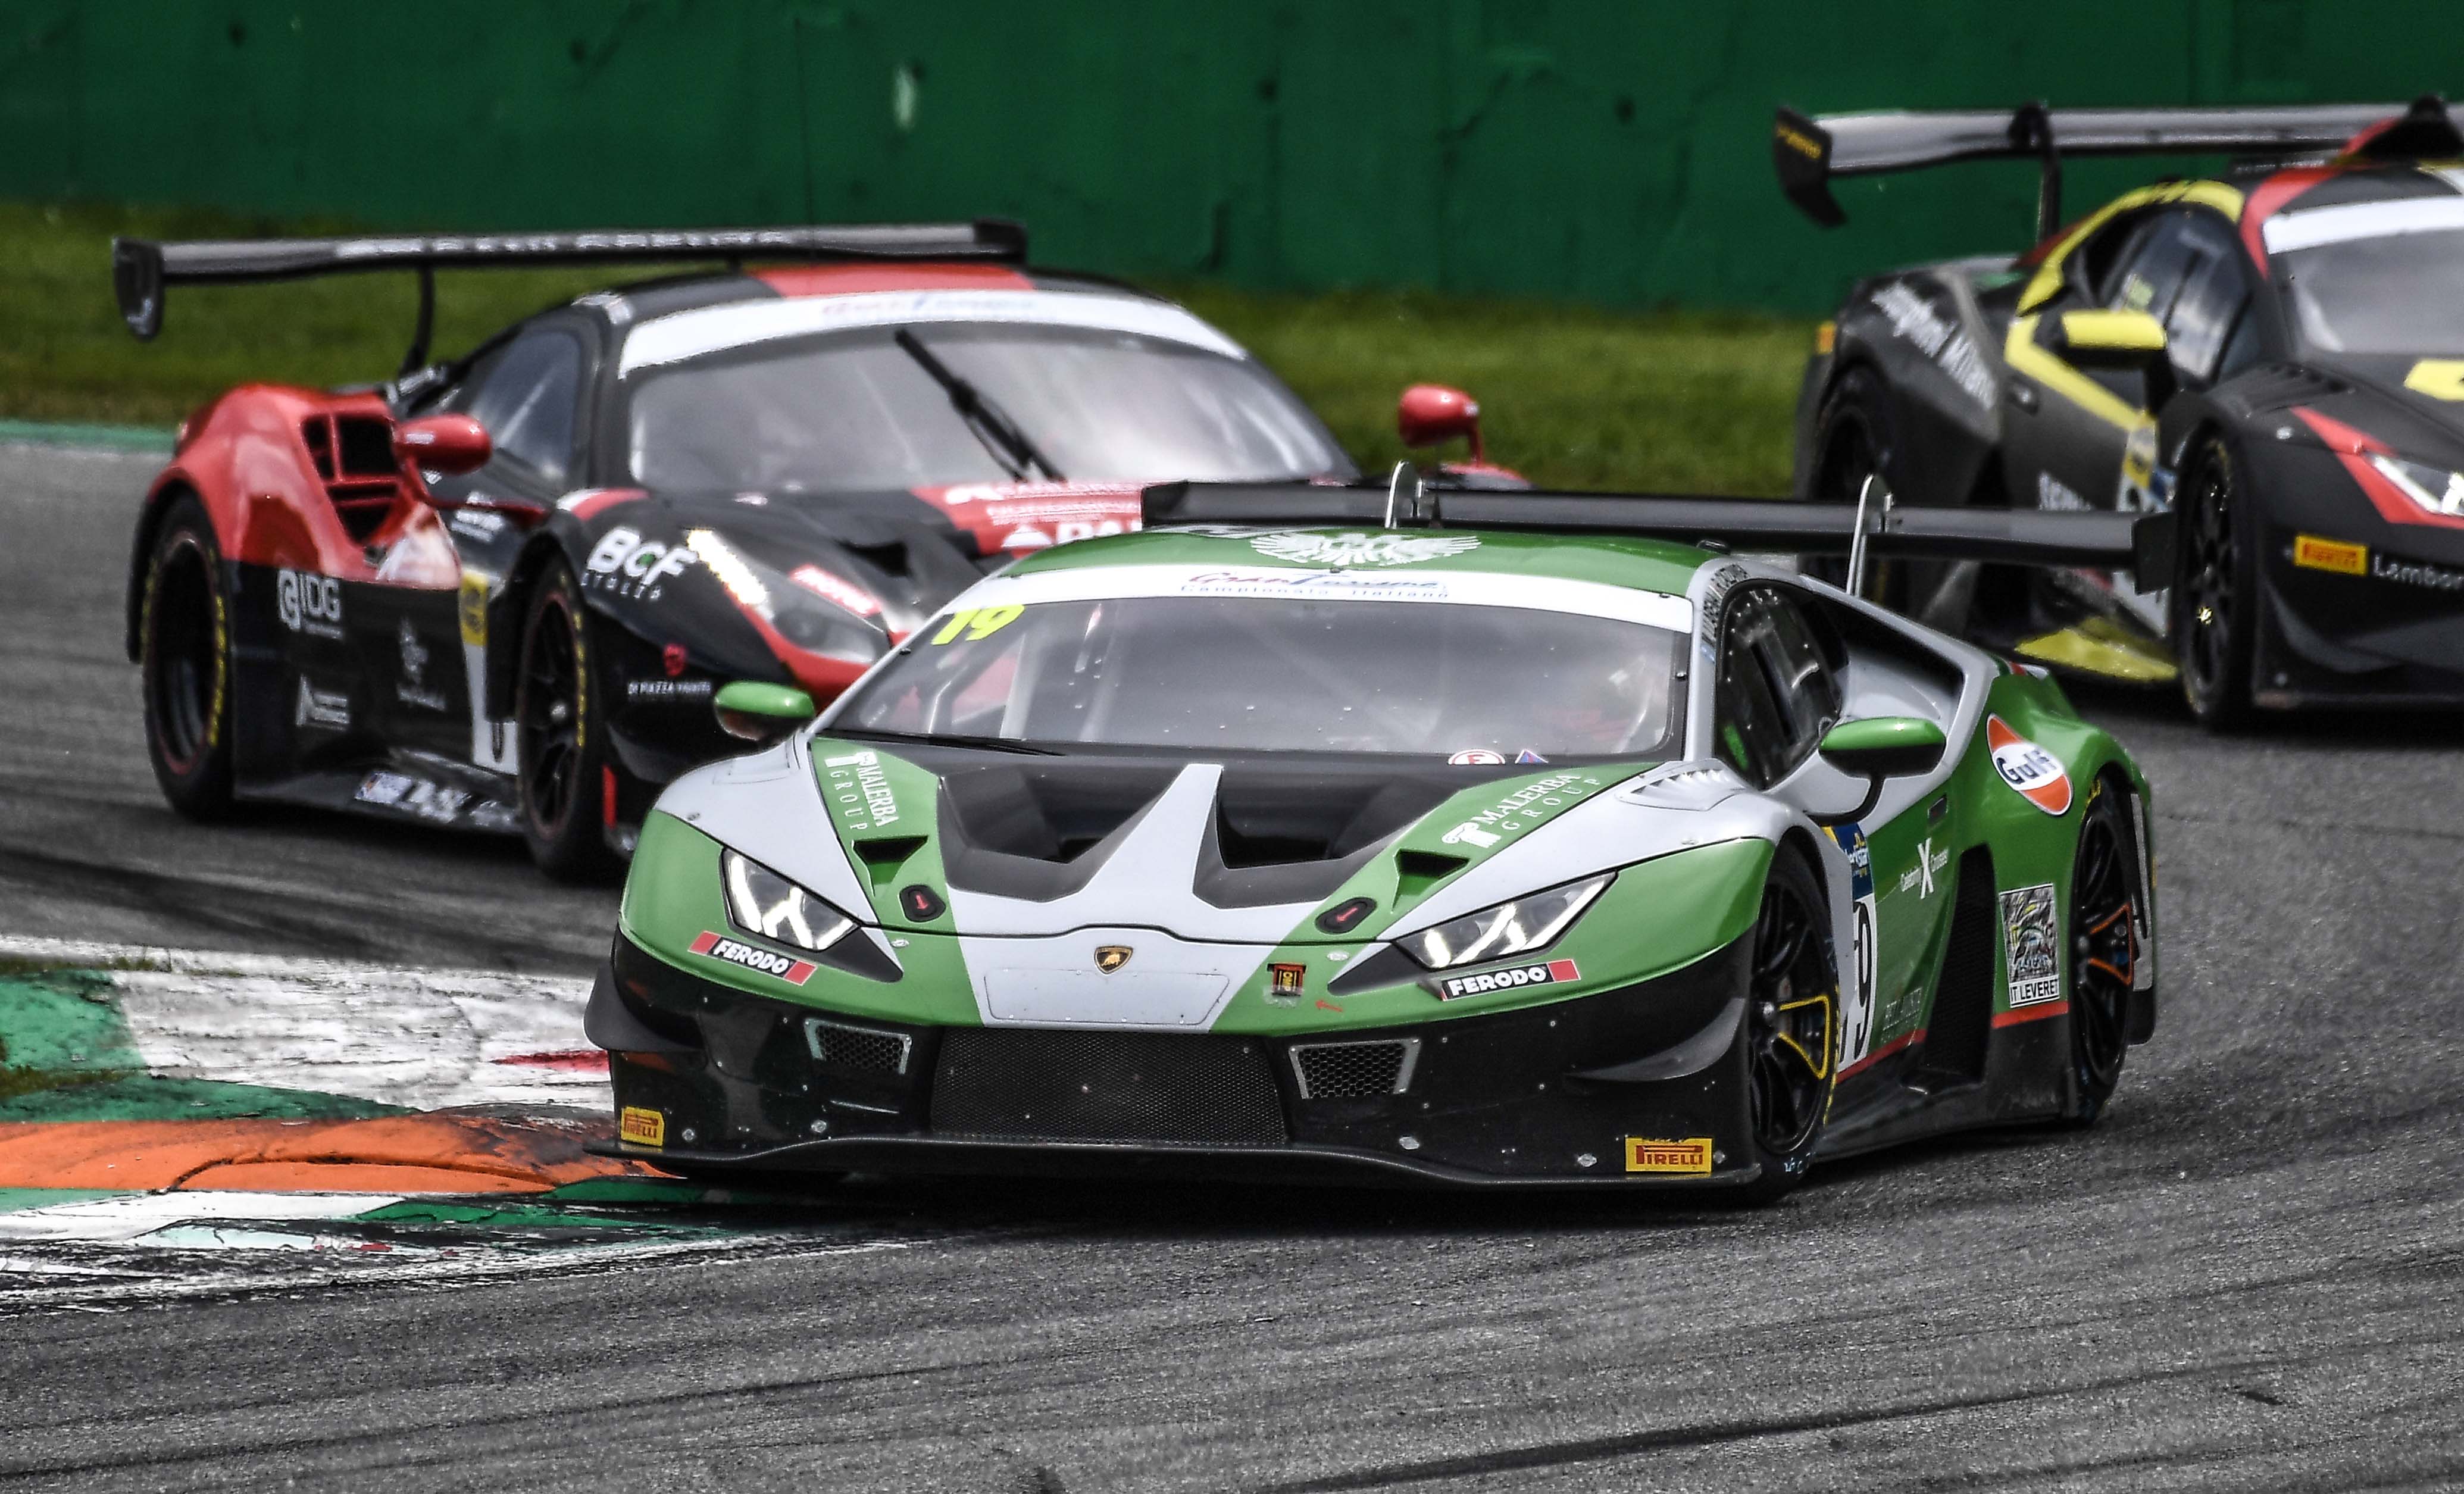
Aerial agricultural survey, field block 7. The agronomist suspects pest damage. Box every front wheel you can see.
[139,496,239,820]
[515,560,621,883]
[2170,434,2258,730]
[1731,848,1840,1203]
[2063,779,2144,1124]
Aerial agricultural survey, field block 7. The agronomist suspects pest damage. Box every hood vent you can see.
[851,834,928,879]
[1393,848,1469,896]
[302,413,405,543]
[2232,362,2349,414]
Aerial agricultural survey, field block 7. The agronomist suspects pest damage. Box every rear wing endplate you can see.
[1775,95,2462,239]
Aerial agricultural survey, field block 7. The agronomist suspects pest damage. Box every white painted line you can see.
[0,1192,399,1244]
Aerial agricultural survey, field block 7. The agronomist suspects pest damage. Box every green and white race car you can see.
[587,479,2162,1196]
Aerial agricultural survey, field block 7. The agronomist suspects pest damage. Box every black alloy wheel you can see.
[2065,780,2141,1123]
[516,560,620,883]
[1735,849,1838,1201]
[139,496,238,818]
[2171,435,2257,730]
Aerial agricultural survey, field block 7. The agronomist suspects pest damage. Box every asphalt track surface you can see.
[3,442,2461,1491]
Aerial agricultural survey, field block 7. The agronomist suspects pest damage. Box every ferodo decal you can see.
[689,930,817,986]
[1246,532,1480,567]
[583,527,696,601]
[1624,1137,1713,1176]
[1437,772,1609,852]
[928,604,1025,643]
[1433,958,1577,1001]
[820,749,902,830]
[1985,716,2072,815]
[276,569,344,639]
[618,1107,666,1148]
[1824,821,1878,1066]
[2293,535,2367,576]
[2000,883,2062,1007]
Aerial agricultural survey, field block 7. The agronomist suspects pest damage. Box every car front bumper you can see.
[590,930,1765,1190]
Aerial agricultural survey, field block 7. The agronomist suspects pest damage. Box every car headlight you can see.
[2368,454,2464,518]
[689,529,887,665]
[721,848,857,954]
[1396,873,1611,971]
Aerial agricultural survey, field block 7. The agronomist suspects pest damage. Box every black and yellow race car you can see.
[1777,95,2464,726]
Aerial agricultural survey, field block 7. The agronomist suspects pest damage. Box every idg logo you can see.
[276,570,343,638]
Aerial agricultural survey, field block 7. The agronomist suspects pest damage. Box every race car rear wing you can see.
[111,219,1028,374]
[1775,95,2464,239]
[1142,471,2178,587]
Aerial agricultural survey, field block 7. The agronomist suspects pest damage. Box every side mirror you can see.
[394,414,493,476]
[714,680,817,744]
[2049,309,2167,370]
[1813,716,1946,826]
[1397,383,1485,461]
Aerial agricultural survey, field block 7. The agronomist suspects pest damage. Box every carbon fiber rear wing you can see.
[1774,95,2462,239]
[111,218,1028,374]
[1141,474,2177,586]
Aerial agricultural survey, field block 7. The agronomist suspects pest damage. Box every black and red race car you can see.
[1777,95,2464,726]
[114,223,1515,877]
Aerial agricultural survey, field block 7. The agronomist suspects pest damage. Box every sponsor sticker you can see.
[1267,962,1306,1004]
[1447,748,1505,765]
[1696,562,1747,662]
[2036,471,2088,512]
[395,618,449,711]
[583,526,696,600]
[2370,551,2464,592]
[1895,836,1949,899]
[2293,534,2367,576]
[1433,958,1577,1001]
[1437,772,1606,854]
[1247,532,1480,567]
[927,605,1025,644]
[458,571,490,645]
[909,480,1144,553]
[356,771,470,823]
[618,1107,666,1148]
[1825,821,1878,1067]
[627,678,714,702]
[294,679,351,731]
[1985,716,2072,815]
[821,749,902,830]
[1175,568,1449,602]
[2000,883,2062,1007]
[275,570,344,639]
[449,507,508,542]
[1624,1137,1714,1175]
[689,929,817,985]
[1870,282,1997,408]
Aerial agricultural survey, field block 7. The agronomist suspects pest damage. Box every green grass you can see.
[2,200,1814,494]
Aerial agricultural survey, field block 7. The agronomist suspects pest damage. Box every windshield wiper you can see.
[894,329,1065,483]
[825,725,1059,756]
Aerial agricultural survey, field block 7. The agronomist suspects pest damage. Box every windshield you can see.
[2274,227,2464,356]
[624,325,1353,492]
[830,597,1684,759]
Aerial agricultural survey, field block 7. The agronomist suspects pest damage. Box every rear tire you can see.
[2170,433,2258,730]
[2063,778,2143,1125]
[138,496,238,820]
[515,560,622,883]
[1730,847,1840,1203]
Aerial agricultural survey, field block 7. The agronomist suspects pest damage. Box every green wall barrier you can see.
[2,0,2454,312]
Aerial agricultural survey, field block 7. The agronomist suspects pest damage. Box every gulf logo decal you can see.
[1986,716,2071,815]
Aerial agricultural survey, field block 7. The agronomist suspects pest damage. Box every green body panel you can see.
[1213,836,1772,1034]
[1001,525,1714,597]
[808,740,953,932]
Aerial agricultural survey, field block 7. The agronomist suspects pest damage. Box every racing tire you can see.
[138,496,239,820]
[2061,776,2143,1126]
[1729,846,1840,1204]
[1805,367,1905,608]
[515,558,623,884]
[2169,433,2259,731]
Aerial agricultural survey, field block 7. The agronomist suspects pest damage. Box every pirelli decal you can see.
[618,1106,666,1149]
[690,930,818,986]
[1624,1137,1714,1175]
[2292,535,2367,576]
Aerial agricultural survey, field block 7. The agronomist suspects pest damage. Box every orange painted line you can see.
[1993,1001,2070,1029]
[0,1115,667,1193]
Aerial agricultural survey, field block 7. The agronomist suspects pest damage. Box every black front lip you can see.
[599,1133,1762,1191]
[596,930,1759,1189]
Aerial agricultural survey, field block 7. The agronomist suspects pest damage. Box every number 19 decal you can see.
[930,604,1025,644]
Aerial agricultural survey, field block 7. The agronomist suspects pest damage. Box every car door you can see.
[1713,583,1958,1084]
[401,325,591,772]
